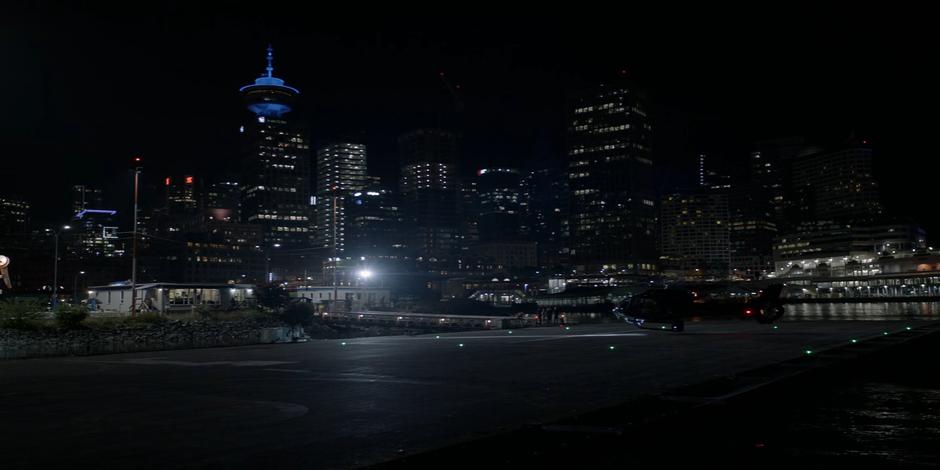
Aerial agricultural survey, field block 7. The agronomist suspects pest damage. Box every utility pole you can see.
[73,271,85,305]
[50,225,70,310]
[130,157,142,317]
[52,230,59,309]
[331,185,338,311]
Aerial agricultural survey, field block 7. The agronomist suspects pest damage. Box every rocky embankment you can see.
[0,317,300,360]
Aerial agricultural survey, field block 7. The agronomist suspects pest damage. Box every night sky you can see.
[3,4,937,239]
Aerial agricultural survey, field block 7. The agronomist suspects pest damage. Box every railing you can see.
[317,310,525,330]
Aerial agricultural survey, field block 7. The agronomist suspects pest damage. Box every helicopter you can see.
[613,284,786,332]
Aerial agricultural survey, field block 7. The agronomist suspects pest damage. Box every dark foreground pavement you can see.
[0,320,926,468]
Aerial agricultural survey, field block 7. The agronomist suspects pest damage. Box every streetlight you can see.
[130,156,142,316]
[356,269,373,288]
[73,271,86,305]
[264,244,281,283]
[48,224,71,310]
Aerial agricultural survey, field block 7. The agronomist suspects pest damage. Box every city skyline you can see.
[4,6,937,240]
[4,8,940,468]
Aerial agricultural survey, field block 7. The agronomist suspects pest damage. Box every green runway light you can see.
[565,326,571,331]
[805,349,813,355]
[458,343,464,347]
[660,326,666,330]
[508,330,513,334]
[773,325,779,330]
[435,336,440,339]
[883,332,889,335]
[906,326,912,331]
[609,346,616,350]
[341,342,347,346]
[851,339,858,343]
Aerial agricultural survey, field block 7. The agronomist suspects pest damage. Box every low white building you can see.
[88,283,255,314]
[290,286,391,310]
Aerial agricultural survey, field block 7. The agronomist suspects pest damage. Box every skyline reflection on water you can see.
[784,302,940,321]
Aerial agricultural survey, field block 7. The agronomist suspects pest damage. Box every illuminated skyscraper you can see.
[315,142,368,252]
[67,186,123,259]
[0,196,29,236]
[165,175,198,214]
[521,167,567,267]
[476,168,523,242]
[239,46,312,250]
[659,190,730,278]
[205,178,240,223]
[71,185,103,214]
[788,138,883,224]
[399,129,459,266]
[566,79,656,273]
[345,187,405,261]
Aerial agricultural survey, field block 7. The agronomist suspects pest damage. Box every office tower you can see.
[566,79,656,273]
[659,190,731,278]
[476,168,523,242]
[315,142,368,252]
[788,139,883,224]
[399,129,459,266]
[206,178,241,222]
[521,167,567,267]
[71,185,103,214]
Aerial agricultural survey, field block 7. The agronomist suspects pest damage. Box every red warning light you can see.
[185,176,194,184]
[744,308,754,317]
[164,177,171,186]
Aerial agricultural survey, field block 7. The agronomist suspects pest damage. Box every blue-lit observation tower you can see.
[239,46,313,259]
[240,45,300,117]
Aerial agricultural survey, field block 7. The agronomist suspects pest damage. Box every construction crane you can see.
[438,71,464,113]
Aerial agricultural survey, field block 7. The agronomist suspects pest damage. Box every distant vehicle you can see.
[613,284,786,331]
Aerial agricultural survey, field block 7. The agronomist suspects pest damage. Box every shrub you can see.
[194,304,217,321]
[83,316,125,330]
[0,299,44,330]
[54,304,89,330]
[131,312,166,325]
[279,302,314,326]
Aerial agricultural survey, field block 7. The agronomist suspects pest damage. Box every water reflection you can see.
[771,381,940,467]
[785,302,940,321]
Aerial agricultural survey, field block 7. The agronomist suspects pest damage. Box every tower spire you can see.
[241,43,298,117]
[266,44,274,78]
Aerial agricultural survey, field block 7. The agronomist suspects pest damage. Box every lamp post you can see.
[49,225,71,310]
[130,156,142,316]
[73,271,86,305]
[267,243,281,283]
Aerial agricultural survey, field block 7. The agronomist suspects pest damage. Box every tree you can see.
[255,284,289,310]
[279,302,314,326]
